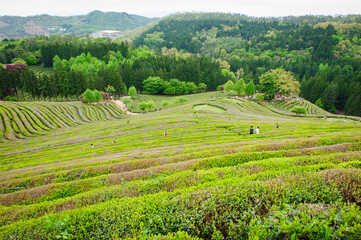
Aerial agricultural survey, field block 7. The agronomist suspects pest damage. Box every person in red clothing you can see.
[164,130,167,136]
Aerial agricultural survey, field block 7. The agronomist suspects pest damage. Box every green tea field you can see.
[0,94,361,239]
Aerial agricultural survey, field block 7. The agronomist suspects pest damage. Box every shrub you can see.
[255,93,264,101]
[93,90,103,102]
[4,96,17,101]
[122,97,131,106]
[186,82,198,94]
[146,101,156,111]
[82,89,96,103]
[224,80,234,94]
[139,102,147,111]
[290,106,307,115]
[174,97,189,105]
[198,83,207,92]
[25,55,37,66]
[128,86,137,98]
[139,101,156,111]
[162,100,169,108]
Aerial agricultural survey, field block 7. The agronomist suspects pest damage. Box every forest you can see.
[1,13,361,116]
[0,36,228,100]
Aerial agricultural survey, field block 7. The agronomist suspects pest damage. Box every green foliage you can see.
[4,96,17,101]
[105,85,115,95]
[290,105,307,115]
[234,78,246,95]
[259,71,276,99]
[245,80,255,96]
[0,12,156,39]
[321,82,338,112]
[254,93,264,101]
[139,101,156,111]
[25,55,38,66]
[0,97,361,239]
[315,98,324,109]
[186,82,198,94]
[174,96,189,105]
[93,90,103,102]
[122,96,131,106]
[260,69,300,97]
[161,100,169,108]
[198,83,207,92]
[128,86,137,98]
[224,80,234,92]
[143,77,167,94]
[11,58,27,66]
[82,89,96,103]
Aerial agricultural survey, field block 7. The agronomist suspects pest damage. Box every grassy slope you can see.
[0,93,361,239]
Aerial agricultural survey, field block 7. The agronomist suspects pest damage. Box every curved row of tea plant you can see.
[0,93,360,239]
[0,101,125,140]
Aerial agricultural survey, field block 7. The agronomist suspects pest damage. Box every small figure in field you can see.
[127,120,130,124]
[91,144,94,147]
[254,127,259,134]
[249,126,254,134]
[276,123,279,128]
[324,115,327,119]
[114,141,116,143]
[164,130,167,136]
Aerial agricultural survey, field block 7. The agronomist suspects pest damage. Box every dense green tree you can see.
[93,90,103,102]
[259,72,276,99]
[224,80,234,92]
[128,86,137,98]
[322,82,338,112]
[198,83,207,92]
[82,89,96,103]
[245,80,255,96]
[143,77,167,94]
[234,78,246,95]
[186,82,198,94]
[315,98,324,109]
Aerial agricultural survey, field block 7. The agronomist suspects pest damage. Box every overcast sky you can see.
[1,0,360,18]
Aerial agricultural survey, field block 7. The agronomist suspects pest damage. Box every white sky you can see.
[0,0,360,18]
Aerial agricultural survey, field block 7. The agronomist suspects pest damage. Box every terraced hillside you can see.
[261,99,329,116]
[0,101,124,140]
[0,95,361,239]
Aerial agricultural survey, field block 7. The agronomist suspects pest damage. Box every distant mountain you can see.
[0,10,158,39]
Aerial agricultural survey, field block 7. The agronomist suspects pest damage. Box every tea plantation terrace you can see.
[0,94,360,239]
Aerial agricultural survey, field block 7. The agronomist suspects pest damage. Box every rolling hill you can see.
[0,94,361,239]
[0,10,157,39]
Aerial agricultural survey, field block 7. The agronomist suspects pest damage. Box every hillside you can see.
[0,96,361,238]
[1,13,361,117]
[132,13,361,116]
[0,10,157,39]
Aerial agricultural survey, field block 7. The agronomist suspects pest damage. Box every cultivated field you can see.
[0,94,361,239]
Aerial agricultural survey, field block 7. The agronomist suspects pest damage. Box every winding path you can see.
[113,100,138,115]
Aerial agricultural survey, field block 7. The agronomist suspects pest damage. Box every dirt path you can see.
[113,100,138,115]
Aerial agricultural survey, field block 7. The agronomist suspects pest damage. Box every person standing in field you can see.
[164,130,167,136]
[254,127,259,134]
[276,123,279,128]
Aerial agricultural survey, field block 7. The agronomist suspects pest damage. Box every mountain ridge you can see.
[0,10,158,39]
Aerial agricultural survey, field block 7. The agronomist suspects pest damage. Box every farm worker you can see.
[254,127,259,134]
[249,126,254,134]
[164,130,167,136]
[276,123,279,128]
